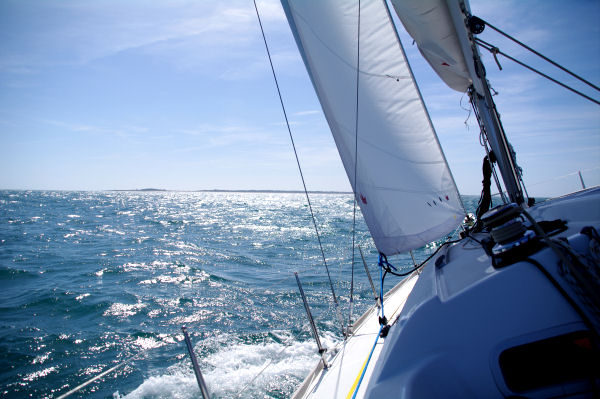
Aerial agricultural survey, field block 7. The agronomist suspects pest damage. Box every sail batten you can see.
[281,0,464,255]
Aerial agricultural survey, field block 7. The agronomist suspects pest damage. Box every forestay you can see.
[281,0,463,255]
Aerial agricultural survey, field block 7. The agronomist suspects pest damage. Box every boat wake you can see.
[121,331,339,399]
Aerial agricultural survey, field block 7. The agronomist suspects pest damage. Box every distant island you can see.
[110,188,167,192]
[200,189,353,194]
[109,188,352,194]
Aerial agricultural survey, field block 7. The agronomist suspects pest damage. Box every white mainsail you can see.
[281,0,464,255]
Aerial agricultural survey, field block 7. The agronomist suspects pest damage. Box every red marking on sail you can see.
[445,195,449,200]
[441,62,450,66]
[574,337,592,349]
[361,194,368,205]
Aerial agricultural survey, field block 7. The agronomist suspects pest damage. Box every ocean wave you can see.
[122,331,328,399]
[0,191,476,398]
[0,266,37,280]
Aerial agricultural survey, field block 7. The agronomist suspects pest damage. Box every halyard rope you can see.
[252,0,346,337]
[350,0,362,331]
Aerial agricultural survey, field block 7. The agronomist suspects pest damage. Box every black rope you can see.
[252,0,346,337]
[480,18,600,92]
[473,153,495,231]
[463,219,599,335]
[475,38,600,106]
[378,238,461,278]
[468,88,508,204]
[476,153,494,218]
[523,258,598,338]
[376,239,460,337]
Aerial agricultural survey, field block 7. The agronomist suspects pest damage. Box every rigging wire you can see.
[54,346,155,399]
[475,38,600,106]
[349,0,362,330]
[479,18,600,93]
[526,166,600,188]
[252,0,346,338]
[56,361,128,399]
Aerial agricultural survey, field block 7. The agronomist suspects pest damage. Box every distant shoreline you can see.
[0,188,485,196]
[109,188,354,194]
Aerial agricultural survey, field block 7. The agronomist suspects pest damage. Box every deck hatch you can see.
[498,330,598,393]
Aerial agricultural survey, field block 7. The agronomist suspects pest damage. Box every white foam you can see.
[122,331,337,398]
[123,373,198,399]
[32,352,51,365]
[133,336,164,351]
[23,366,58,382]
[103,302,146,318]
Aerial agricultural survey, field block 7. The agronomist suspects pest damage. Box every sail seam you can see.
[349,133,450,165]
[287,2,411,81]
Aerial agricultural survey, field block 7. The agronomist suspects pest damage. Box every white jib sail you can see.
[281,0,464,255]
[390,0,485,95]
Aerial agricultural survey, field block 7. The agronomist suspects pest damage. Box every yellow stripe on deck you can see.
[345,353,371,399]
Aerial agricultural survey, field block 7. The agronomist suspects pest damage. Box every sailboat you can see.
[274,0,600,398]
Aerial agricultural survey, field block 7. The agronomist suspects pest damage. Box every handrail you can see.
[295,272,328,368]
[182,326,211,399]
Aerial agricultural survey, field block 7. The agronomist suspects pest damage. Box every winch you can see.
[480,203,539,267]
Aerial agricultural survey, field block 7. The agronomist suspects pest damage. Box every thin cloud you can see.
[176,123,288,149]
[0,1,288,73]
[520,146,600,158]
[40,119,154,142]
[42,119,117,134]
[293,110,321,116]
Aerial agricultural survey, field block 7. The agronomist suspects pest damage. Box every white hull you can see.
[293,271,419,399]
[294,187,600,398]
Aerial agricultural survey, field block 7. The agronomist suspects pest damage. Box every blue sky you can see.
[1,0,598,196]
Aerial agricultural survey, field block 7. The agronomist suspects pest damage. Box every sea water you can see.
[0,191,479,398]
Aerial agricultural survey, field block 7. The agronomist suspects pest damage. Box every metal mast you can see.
[470,51,524,205]
[457,1,525,205]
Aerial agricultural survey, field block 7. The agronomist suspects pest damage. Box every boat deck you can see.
[294,188,600,398]
[293,273,419,399]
